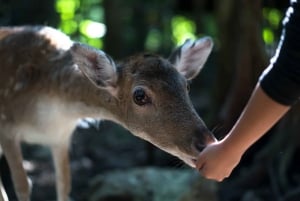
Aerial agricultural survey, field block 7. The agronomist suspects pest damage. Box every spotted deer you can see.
[0,26,215,201]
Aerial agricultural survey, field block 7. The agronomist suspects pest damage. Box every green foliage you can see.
[263,8,282,28]
[55,0,105,48]
[201,14,218,39]
[55,0,218,55]
[171,16,196,45]
[79,20,106,38]
[56,0,79,20]
[262,28,274,45]
[54,0,283,55]
[145,29,162,52]
[262,8,283,45]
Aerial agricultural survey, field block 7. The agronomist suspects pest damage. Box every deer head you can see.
[71,37,215,167]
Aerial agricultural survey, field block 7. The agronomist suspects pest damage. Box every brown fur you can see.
[0,26,215,201]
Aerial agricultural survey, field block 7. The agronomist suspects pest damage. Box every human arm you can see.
[196,0,300,182]
[195,84,290,181]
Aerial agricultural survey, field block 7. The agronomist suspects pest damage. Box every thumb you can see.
[195,152,206,171]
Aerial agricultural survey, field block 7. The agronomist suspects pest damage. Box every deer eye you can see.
[133,87,151,106]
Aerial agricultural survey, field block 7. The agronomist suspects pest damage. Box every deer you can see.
[0,25,215,201]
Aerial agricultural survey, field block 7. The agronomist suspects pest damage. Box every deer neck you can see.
[49,62,121,122]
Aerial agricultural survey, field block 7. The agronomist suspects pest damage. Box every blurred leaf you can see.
[145,29,162,51]
[263,8,283,28]
[55,0,105,48]
[263,27,274,45]
[87,38,103,49]
[202,14,218,38]
[171,16,196,45]
[88,6,104,21]
[79,20,106,38]
[56,0,79,14]
[59,20,78,34]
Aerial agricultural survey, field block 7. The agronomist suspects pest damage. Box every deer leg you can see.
[0,177,8,201]
[0,139,30,201]
[51,145,71,201]
[0,146,8,201]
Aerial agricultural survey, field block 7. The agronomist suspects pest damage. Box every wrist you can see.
[220,134,247,159]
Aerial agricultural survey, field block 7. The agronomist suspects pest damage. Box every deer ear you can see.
[168,37,213,80]
[70,43,117,91]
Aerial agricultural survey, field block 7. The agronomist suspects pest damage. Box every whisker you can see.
[211,123,225,140]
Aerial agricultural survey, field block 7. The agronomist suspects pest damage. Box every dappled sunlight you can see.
[171,16,196,45]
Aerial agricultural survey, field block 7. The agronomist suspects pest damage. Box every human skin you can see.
[196,83,291,181]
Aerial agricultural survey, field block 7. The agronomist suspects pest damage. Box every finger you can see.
[197,163,204,171]
[215,173,230,182]
[196,160,205,171]
[195,155,205,170]
[216,177,224,182]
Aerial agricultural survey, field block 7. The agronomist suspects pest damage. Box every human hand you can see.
[195,139,243,182]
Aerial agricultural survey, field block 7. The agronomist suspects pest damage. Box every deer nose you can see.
[193,141,205,152]
[192,130,216,152]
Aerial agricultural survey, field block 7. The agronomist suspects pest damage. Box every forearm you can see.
[222,83,291,155]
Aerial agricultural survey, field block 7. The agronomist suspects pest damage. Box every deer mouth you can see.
[191,131,217,153]
[174,150,200,168]
[180,156,199,168]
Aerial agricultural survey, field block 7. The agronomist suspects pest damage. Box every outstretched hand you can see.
[195,139,243,182]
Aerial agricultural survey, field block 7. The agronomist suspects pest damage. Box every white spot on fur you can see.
[17,97,78,146]
[38,27,73,51]
[15,96,103,147]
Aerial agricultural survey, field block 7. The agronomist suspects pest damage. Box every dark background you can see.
[1,0,300,201]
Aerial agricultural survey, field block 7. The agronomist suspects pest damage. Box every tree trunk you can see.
[213,0,300,200]
[103,0,127,59]
[103,0,153,59]
[212,0,268,138]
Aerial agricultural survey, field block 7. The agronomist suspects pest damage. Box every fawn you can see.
[0,26,215,201]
